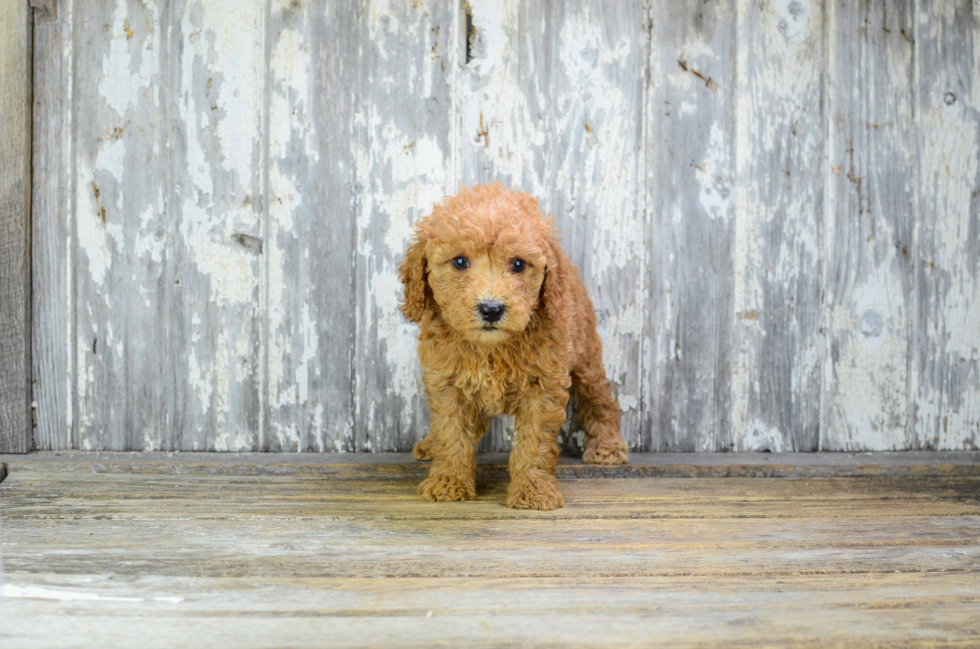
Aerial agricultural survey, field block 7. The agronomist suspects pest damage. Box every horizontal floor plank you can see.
[3,573,979,648]
[3,450,980,480]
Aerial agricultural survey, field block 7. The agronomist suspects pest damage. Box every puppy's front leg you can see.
[417,391,487,502]
[508,384,569,511]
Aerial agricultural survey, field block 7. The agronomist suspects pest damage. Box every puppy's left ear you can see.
[540,229,572,324]
[399,229,431,323]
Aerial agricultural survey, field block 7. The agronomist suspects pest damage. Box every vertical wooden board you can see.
[644,0,737,452]
[354,0,456,451]
[459,1,646,453]
[71,0,171,450]
[550,0,647,451]
[458,0,552,452]
[731,0,825,452]
[913,3,980,450]
[822,0,915,451]
[0,0,32,453]
[458,0,552,195]
[169,0,265,451]
[32,1,72,449]
[264,0,358,451]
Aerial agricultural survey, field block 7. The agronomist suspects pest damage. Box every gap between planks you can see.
[1,451,978,483]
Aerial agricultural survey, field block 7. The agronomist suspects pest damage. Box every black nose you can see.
[478,301,505,324]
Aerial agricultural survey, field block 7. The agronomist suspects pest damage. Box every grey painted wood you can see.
[550,0,647,453]
[459,0,551,452]
[70,0,172,450]
[913,2,980,451]
[645,0,736,452]
[352,1,456,452]
[31,0,72,450]
[731,0,826,452]
[169,0,265,451]
[263,0,359,452]
[4,450,979,479]
[0,0,32,454]
[28,0,980,452]
[460,1,646,453]
[823,0,916,451]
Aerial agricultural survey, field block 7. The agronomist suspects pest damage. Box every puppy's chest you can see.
[452,366,528,416]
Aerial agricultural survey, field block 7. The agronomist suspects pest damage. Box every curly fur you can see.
[399,183,629,510]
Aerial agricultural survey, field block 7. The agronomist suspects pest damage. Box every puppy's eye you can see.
[451,256,469,270]
[511,259,526,273]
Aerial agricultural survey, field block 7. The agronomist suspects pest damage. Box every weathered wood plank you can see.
[459,0,551,452]
[913,2,980,451]
[353,0,456,451]
[3,573,979,649]
[71,0,172,450]
[4,470,979,522]
[263,0,358,452]
[550,0,647,452]
[731,0,826,452]
[459,1,646,453]
[168,0,266,451]
[823,0,916,451]
[4,491,980,577]
[0,0,32,455]
[0,0,33,453]
[645,0,737,452]
[31,0,72,450]
[4,450,979,478]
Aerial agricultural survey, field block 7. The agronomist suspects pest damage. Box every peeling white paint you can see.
[358,7,451,433]
[99,0,158,118]
[739,421,785,453]
[461,1,548,196]
[76,175,111,286]
[371,268,425,407]
[133,203,164,265]
[731,0,823,451]
[597,293,643,413]
[1,584,183,604]
[915,86,980,449]
[697,122,733,222]
[828,266,909,451]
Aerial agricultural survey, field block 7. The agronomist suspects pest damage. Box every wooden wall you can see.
[1,0,32,453]
[29,0,980,453]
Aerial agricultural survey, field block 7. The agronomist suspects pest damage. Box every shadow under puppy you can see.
[399,183,629,510]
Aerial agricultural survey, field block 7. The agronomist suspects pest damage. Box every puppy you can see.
[399,183,629,510]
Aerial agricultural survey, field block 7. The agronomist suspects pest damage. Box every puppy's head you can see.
[399,183,568,345]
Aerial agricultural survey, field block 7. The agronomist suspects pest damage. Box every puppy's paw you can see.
[582,438,630,465]
[507,479,565,511]
[417,474,475,502]
[412,437,434,461]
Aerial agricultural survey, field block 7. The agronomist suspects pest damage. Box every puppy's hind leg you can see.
[573,348,629,465]
[413,433,435,461]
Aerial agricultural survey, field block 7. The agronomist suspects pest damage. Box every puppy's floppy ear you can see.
[399,229,431,323]
[540,229,572,323]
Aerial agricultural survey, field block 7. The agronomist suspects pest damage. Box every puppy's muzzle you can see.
[477,300,505,324]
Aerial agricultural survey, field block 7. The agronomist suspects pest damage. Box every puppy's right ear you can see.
[398,229,430,323]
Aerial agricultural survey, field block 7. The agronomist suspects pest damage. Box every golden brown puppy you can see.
[399,183,629,510]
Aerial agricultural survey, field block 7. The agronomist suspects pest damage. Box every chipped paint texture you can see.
[353,0,453,452]
[822,0,916,451]
[645,0,737,452]
[731,0,825,452]
[913,4,980,451]
[31,0,980,452]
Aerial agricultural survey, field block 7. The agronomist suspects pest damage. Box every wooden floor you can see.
[2,452,979,648]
